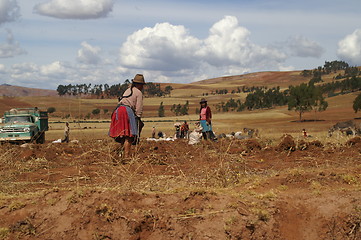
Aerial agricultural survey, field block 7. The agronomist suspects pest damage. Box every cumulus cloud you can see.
[120,16,287,81]
[198,16,286,69]
[40,61,69,77]
[0,63,6,73]
[5,60,124,89]
[0,29,26,58]
[33,0,114,19]
[11,62,38,75]
[0,0,20,25]
[77,41,101,64]
[120,22,201,71]
[337,29,361,65]
[286,35,325,58]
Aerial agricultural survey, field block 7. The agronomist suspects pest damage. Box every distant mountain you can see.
[0,84,57,97]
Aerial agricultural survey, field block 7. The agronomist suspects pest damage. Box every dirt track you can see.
[0,136,361,240]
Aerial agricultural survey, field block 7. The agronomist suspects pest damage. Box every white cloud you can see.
[278,65,295,71]
[120,22,201,71]
[198,16,286,69]
[40,61,71,77]
[120,16,287,82]
[0,29,26,58]
[337,29,361,66]
[33,0,114,19]
[11,62,38,74]
[77,41,102,64]
[0,0,20,25]
[5,59,125,89]
[0,63,6,73]
[286,35,325,58]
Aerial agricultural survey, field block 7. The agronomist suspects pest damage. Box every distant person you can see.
[62,122,70,143]
[151,126,156,138]
[109,74,145,159]
[302,129,306,137]
[199,98,216,141]
[158,131,164,138]
[180,121,189,139]
[174,122,181,139]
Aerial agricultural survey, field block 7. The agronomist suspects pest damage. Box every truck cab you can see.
[0,108,48,143]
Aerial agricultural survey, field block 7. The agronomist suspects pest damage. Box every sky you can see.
[0,0,361,90]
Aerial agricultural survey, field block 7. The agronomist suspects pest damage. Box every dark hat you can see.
[200,98,207,103]
[132,74,145,84]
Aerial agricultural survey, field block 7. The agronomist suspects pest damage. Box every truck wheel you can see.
[36,132,45,144]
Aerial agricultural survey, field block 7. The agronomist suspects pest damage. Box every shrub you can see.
[47,107,56,114]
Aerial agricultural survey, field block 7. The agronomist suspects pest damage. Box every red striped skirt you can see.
[109,106,134,138]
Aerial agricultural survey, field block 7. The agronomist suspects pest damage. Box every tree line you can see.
[211,61,361,120]
[205,61,360,98]
[56,81,173,98]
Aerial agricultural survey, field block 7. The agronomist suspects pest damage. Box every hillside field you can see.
[0,70,361,239]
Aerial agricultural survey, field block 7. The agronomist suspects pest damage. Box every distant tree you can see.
[145,82,165,97]
[56,85,68,96]
[158,102,165,117]
[312,86,328,117]
[225,98,238,111]
[103,109,109,115]
[47,107,56,114]
[353,93,361,113]
[236,99,245,112]
[288,83,326,121]
[180,100,189,115]
[288,83,313,121]
[170,101,188,116]
[164,86,173,96]
[309,76,323,85]
[92,108,101,115]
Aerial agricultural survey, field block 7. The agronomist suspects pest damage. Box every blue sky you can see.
[0,0,360,89]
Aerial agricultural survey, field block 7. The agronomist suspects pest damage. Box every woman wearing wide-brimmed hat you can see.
[199,98,215,140]
[109,74,145,159]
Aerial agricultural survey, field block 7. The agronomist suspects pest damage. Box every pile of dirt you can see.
[346,136,361,147]
[298,139,323,151]
[276,134,296,151]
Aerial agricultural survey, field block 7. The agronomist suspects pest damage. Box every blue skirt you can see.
[200,120,212,132]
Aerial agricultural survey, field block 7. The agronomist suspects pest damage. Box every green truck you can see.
[0,108,48,143]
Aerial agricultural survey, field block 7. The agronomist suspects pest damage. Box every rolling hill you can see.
[0,84,57,97]
[0,69,360,138]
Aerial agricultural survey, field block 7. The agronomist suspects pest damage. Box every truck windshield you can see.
[6,116,33,123]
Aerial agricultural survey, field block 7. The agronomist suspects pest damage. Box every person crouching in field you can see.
[199,98,216,141]
[62,122,70,143]
[109,74,145,159]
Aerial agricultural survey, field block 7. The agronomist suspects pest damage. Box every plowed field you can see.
[0,135,361,240]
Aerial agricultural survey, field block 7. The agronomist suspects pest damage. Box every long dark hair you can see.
[199,102,207,113]
[118,83,136,102]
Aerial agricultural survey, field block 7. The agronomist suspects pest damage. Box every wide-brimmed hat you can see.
[132,74,145,84]
[200,98,207,103]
